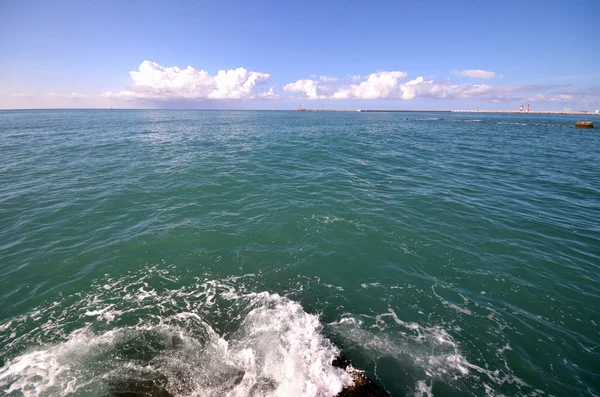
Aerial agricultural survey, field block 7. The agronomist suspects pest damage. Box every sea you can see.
[0,110,598,397]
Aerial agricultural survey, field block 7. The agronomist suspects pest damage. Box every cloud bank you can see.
[283,72,498,101]
[6,61,595,109]
[103,61,273,100]
[280,72,589,105]
[96,61,591,106]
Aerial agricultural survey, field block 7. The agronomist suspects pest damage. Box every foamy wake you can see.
[0,291,352,397]
[0,268,530,396]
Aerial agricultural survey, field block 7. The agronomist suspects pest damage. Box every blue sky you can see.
[1,0,599,110]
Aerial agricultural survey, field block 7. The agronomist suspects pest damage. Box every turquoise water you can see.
[0,110,598,397]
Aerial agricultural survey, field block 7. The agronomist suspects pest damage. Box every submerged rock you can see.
[333,354,389,397]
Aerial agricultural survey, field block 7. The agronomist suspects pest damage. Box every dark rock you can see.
[334,353,389,397]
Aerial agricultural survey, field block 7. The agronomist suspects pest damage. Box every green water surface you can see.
[0,110,598,396]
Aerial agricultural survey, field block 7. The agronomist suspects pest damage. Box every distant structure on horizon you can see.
[295,106,597,115]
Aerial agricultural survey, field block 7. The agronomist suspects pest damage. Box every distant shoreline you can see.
[296,108,600,115]
[0,108,598,116]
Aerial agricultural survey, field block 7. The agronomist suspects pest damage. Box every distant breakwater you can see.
[296,108,600,115]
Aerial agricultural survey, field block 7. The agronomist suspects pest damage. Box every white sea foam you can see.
[414,380,433,396]
[0,285,352,397]
[311,214,345,224]
[0,328,119,396]
[431,285,473,315]
[360,282,381,289]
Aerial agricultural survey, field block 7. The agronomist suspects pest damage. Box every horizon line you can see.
[1,108,599,115]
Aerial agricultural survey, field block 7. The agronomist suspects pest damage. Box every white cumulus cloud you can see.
[258,88,279,99]
[282,71,534,102]
[348,74,362,82]
[452,69,497,79]
[283,79,328,99]
[103,61,272,100]
[331,71,410,99]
